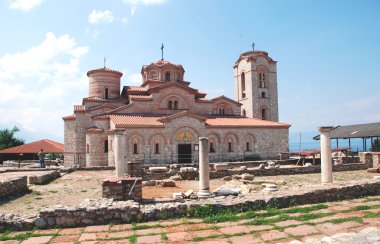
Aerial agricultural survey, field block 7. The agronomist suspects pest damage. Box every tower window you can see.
[133,143,138,154]
[165,72,171,81]
[104,140,108,153]
[241,72,246,98]
[228,141,233,152]
[155,143,160,154]
[168,100,173,109]
[210,142,215,153]
[104,88,109,99]
[261,92,266,98]
[173,101,178,109]
[246,142,250,152]
[259,73,265,88]
[261,108,267,120]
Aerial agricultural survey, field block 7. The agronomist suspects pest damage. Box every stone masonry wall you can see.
[28,171,60,185]
[0,176,28,199]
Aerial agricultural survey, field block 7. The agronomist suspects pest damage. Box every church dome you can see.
[141,60,185,83]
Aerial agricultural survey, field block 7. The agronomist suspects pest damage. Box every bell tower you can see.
[234,50,279,122]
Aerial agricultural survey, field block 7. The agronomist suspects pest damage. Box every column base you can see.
[197,190,212,199]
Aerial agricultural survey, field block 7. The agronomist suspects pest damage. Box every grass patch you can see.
[161,233,167,241]
[192,225,220,231]
[129,235,138,244]
[364,211,380,218]
[191,233,246,242]
[282,204,328,214]
[293,212,333,221]
[31,190,42,196]
[245,214,292,226]
[131,224,164,230]
[329,217,363,224]
[365,197,380,202]
[0,232,59,241]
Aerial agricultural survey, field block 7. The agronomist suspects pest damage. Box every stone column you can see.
[319,127,333,183]
[198,137,212,198]
[115,131,128,177]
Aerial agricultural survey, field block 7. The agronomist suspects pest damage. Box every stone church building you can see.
[63,50,290,167]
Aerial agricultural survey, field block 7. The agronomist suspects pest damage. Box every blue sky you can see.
[0,0,379,150]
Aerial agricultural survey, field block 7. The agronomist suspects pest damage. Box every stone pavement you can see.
[1,196,380,243]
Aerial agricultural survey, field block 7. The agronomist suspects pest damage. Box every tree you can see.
[0,126,25,150]
[372,138,380,152]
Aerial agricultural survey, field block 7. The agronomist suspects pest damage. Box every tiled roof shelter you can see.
[0,139,64,154]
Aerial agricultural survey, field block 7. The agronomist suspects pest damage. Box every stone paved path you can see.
[1,196,380,243]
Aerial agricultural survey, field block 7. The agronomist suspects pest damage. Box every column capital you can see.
[318,126,334,133]
[199,137,208,142]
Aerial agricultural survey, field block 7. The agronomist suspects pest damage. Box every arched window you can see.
[241,72,246,98]
[219,108,225,114]
[155,143,160,154]
[168,100,173,109]
[261,108,267,120]
[104,140,108,153]
[262,92,266,98]
[242,109,246,117]
[165,72,171,81]
[104,88,109,99]
[133,143,138,154]
[259,73,265,88]
[209,142,215,153]
[228,141,233,152]
[246,141,250,152]
[151,72,158,80]
[173,101,178,109]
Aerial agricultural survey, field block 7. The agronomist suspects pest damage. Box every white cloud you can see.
[123,0,168,5]
[88,10,114,24]
[8,0,44,11]
[123,0,168,16]
[0,32,89,141]
[121,17,129,25]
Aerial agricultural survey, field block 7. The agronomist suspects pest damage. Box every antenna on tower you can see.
[161,43,164,61]
[240,34,242,53]
[104,57,107,68]
[252,42,255,51]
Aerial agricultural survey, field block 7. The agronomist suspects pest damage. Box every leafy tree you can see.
[0,126,25,150]
[372,138,380,152]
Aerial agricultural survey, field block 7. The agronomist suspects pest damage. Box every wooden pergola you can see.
[281,147,350,165]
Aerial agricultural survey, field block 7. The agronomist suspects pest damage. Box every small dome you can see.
[87,68,123,77]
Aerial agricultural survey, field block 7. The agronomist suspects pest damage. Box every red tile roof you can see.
[0,139,64,154]
[108,113,289,129]
[62,114,76,120]
[87,68,123,77]
[206,117,290,128]
[109,115,164,128]
[128,86,147,92]
[130,95,152,101]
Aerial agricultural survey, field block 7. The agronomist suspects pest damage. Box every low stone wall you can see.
[28,171,60,185]
[0,176,28,199]
[1,179,380,231]
[102,177,142,201]
[140,163,369,180]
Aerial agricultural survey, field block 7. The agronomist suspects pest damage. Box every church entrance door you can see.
[178,144,192,163]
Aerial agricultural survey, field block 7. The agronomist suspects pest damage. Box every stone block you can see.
[214,163,229,171]
[149,167,167,173]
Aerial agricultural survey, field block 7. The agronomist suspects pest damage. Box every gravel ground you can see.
[0,169,376,215]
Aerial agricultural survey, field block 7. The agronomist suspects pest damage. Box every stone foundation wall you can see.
[28,171,60,185]
[0,176,28,199]
[102,177,142,201]
[2,179,380,231]
[139,163,369,180]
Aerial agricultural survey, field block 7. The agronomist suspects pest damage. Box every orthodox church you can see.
[63,50,290,167]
